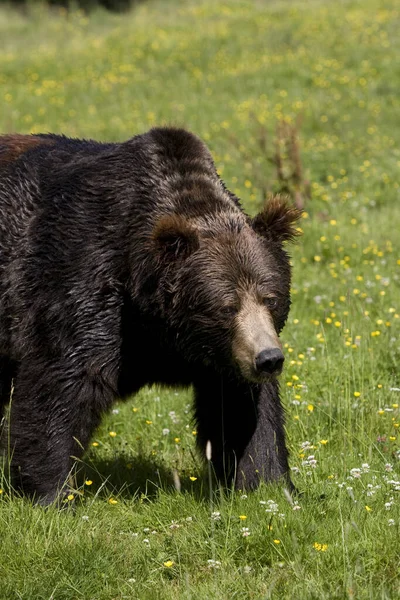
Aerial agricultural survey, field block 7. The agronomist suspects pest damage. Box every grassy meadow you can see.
[0,0,399,598]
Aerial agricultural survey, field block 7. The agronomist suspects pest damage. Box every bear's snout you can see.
[255,348,284,375]
[231,293,285,382]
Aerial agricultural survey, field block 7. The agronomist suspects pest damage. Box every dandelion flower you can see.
[163,560,174,568]
[313,542,328,551]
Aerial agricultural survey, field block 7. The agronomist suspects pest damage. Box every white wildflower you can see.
[350,468,362,478]
[207,559,221,569]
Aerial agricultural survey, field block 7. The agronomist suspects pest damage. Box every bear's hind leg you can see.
[9,360,114,504]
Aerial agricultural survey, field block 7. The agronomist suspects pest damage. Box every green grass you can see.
[1,0,400,598]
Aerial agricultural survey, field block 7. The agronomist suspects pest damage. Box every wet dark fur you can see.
[0,127,300,503]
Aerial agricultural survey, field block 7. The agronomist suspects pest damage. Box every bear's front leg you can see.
[235,379,293,491]
[8,359,115,504]
[194,374,292,491]
[0,356,15,416]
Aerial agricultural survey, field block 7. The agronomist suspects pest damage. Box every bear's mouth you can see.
[237,361,284,384]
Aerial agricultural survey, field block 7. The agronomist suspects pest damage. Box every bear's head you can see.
[152,195,301,382]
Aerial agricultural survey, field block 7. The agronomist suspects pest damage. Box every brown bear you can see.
[0,127,301,503]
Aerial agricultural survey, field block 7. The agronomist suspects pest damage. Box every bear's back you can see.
[0,133,115,174]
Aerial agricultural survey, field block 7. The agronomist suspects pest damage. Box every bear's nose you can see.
[255,348,285,374]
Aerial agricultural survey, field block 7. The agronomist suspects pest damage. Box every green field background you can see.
[0,1,399,598]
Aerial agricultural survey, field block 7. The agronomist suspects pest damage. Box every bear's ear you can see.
[252,195,302,243]
[152,214,200,260]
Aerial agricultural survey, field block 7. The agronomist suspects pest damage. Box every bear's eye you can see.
[221,305,238,317]
[263,296,278,311]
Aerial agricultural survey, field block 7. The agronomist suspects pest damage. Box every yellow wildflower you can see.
[313,542,328,551]
[164,560,174,568]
